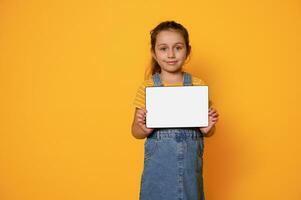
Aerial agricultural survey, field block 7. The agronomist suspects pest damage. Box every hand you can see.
[200,107,219,135]
[135,108,154,136]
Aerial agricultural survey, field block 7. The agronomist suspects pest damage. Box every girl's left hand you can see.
[200,107,219,135]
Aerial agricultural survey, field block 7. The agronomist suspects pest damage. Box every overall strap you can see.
[152,72,192,86]
[183,72,193,86]
[152,72,163,87]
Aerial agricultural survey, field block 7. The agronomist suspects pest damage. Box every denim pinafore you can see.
[139,72,205,200]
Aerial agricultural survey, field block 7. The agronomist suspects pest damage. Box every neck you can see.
[160,70,184,84]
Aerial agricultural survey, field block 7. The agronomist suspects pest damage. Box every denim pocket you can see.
[144,138,158,160]
[197,138,204,157]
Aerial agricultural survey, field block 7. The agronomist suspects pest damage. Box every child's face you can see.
[152,30,188,74]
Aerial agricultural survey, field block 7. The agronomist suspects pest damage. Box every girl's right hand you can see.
[135,108,154,136]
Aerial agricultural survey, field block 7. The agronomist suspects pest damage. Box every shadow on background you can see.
[190,59,249,200]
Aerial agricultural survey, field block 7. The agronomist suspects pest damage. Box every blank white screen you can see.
[145,86,208,128]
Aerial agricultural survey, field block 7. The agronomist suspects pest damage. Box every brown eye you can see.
[175,46,183,50]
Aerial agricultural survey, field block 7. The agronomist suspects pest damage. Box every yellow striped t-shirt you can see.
[133,74,207,109]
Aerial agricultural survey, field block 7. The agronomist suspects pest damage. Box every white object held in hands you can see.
[145,86,208,128]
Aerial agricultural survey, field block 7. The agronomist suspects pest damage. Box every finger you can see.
[208,108,215,115]
[209,110,218,117]
[209,115,218,120]
[211,117,219,122]
[138,121,146,127]
[138,115,146,121]
[137,112,146,118]
[137,110,146,117]
[209,118,217,124]
[211,112,219,117]
[137,115,144,121]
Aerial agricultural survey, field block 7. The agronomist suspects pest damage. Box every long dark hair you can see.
[145,21,191,79]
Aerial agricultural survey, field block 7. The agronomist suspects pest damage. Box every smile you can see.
[166,61,177,65]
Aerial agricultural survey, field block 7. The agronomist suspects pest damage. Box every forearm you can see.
[200,125,216,137]
[131,122,149,139]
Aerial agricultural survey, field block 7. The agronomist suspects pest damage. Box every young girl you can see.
[132,21,219,200]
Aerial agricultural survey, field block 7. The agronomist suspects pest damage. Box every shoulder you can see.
[190,74,207,86]
[134,78,154,96]
[142,78,154,87]
[137,78,154,90]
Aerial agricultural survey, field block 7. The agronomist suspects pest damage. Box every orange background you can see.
[0,0,300,199]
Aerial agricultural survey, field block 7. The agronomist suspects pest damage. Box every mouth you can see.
[166,61,178,65]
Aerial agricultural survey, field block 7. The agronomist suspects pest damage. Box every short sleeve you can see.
[133,83,146,109]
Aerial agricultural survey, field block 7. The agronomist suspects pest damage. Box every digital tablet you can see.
[145,86,208,128]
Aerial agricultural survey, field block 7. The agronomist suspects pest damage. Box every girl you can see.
[132,21,219,200]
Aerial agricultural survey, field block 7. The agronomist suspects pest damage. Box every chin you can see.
[165,67,182,73]
[166,66,182,72]
[160,65,180,72]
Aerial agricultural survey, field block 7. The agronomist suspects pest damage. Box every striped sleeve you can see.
[192,76,206,86]
[133,79,153,109]
[133,83,146,109]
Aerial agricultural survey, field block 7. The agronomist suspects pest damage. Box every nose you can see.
[167,49,175,58]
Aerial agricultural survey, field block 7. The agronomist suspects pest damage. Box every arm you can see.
[131,108,154,139]
[200,125,216,137]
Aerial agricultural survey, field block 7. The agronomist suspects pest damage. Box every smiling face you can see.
[151,30,189,74]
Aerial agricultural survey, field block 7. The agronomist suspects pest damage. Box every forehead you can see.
[156,30,185,45]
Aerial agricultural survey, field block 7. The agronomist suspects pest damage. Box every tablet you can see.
[145,86,208,128]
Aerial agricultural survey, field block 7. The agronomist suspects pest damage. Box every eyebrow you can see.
[157,42,185,46]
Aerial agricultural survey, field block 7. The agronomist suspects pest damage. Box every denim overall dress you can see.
[139,72,205,200]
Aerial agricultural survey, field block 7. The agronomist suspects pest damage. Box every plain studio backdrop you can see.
[0,0,300,200]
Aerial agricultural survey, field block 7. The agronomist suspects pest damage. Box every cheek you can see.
[155,52,165,60]
[178,51,187,59]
